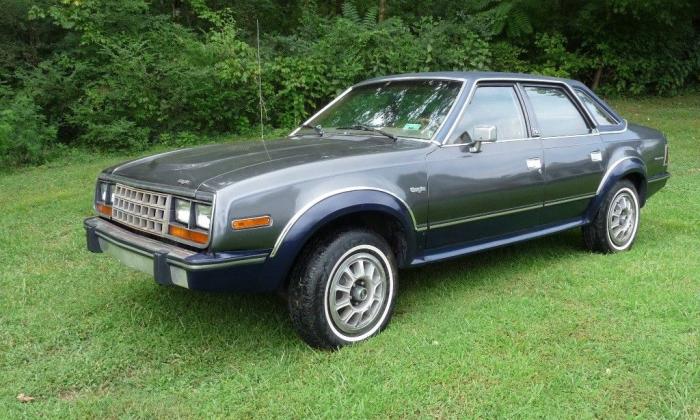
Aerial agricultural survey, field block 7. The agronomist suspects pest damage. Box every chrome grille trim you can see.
[112,183,170,235]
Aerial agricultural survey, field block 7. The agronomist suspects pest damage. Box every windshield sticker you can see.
[403,123,422,131]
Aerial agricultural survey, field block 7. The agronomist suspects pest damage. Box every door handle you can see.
[526,158,542,173]
[590,150,603,162]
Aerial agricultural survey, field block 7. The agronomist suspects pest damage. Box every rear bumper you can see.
[84,217,272,292]
[646,172,670,199]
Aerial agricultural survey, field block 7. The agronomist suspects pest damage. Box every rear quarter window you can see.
[575,89,618,126]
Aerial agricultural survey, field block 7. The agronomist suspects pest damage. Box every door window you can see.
[523,86,590,137]
[450,86,527,143]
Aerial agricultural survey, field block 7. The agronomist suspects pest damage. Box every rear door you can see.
[520,84,603,224]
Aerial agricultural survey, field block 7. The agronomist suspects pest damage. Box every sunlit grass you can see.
[1,95,698,417]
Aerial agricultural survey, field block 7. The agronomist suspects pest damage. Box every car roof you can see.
[356,71,583,88]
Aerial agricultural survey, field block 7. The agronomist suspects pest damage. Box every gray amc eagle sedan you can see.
[85,71,670,348]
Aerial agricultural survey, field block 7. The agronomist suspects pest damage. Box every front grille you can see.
[112,184,170,235]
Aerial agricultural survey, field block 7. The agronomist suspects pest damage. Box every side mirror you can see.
[459,125,497,153]
[473,125,497,142]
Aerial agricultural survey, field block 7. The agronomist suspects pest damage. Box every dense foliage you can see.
[1,0,699,167]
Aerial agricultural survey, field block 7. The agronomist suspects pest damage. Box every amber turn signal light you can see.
[96,203,112,217]
[231,215,272,230]
[168,225,209,244]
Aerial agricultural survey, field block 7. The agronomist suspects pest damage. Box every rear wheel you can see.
[287,229,397,349]
[583,180,640,253]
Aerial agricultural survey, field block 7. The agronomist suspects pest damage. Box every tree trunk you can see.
[379,0,386,22]
[336,0,343,16]
[592,66,603,90]
[171,0,181,21]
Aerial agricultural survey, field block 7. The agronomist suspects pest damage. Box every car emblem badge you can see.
[177,179,191,185]
[409,186,427,194]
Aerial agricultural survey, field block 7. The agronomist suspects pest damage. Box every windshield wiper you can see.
[299,124,324,136]
[336,125,398,142]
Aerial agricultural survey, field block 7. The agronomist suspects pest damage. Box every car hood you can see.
[104,136,430,195]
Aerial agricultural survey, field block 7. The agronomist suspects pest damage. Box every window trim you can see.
[445,82,531,145]
[440,77,629,148]
[519,83,596,138]
[290,76,468,144]
[443,78,597,146]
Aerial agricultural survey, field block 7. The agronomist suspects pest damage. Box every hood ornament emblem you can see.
[177,179,191,185]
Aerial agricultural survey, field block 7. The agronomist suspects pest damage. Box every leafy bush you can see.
[0,0,698,167]
[0,92,56,167]
[591,37,700,96]
[79,119,150,152]
[529,33,589,78]
[264,8,492,128]
[22,7,262,152]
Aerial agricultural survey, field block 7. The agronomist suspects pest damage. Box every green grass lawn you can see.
[1,95,699,418]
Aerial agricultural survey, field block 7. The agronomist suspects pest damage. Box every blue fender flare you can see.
[260,189,420,291]
[585,156,647,221]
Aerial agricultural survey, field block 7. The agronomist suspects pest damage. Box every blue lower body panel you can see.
[184,263,273,292]
[414,218,586,266]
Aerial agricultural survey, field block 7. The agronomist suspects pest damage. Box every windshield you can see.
[302,79,462,140]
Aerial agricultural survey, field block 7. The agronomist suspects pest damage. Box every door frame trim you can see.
[429,203,543,229]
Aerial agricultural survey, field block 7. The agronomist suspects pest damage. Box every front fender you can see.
[586,156,647,221]
[260,189,421,290]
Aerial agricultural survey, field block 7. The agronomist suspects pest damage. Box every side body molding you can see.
[586,156,647,221]
[260,189,422,290]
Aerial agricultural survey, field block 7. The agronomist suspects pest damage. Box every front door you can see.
[426,84,544,250]
[519,84,604,224]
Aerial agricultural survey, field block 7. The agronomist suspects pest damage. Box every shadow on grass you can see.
[112,229,585,353]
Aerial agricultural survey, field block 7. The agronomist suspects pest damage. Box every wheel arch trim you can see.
[596,156,647,196]
[588,156,647,221]
[261,188,421,291]
[270,187,423,258]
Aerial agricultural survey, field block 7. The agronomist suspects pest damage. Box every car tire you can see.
[583,180,640,253]
[287,228,398,349]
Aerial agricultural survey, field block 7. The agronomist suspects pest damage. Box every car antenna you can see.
[256,19,271,161]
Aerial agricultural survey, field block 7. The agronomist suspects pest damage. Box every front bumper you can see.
[84,217,271,292]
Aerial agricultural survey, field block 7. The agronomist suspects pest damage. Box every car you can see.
[84,71,670,348]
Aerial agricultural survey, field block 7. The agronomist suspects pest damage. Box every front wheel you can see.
[288,229,397,349]
[583,180,640,253]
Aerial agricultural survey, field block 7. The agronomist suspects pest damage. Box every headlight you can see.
[195,204,212,230]
[98,182,111,203]
[174,199,191,224]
